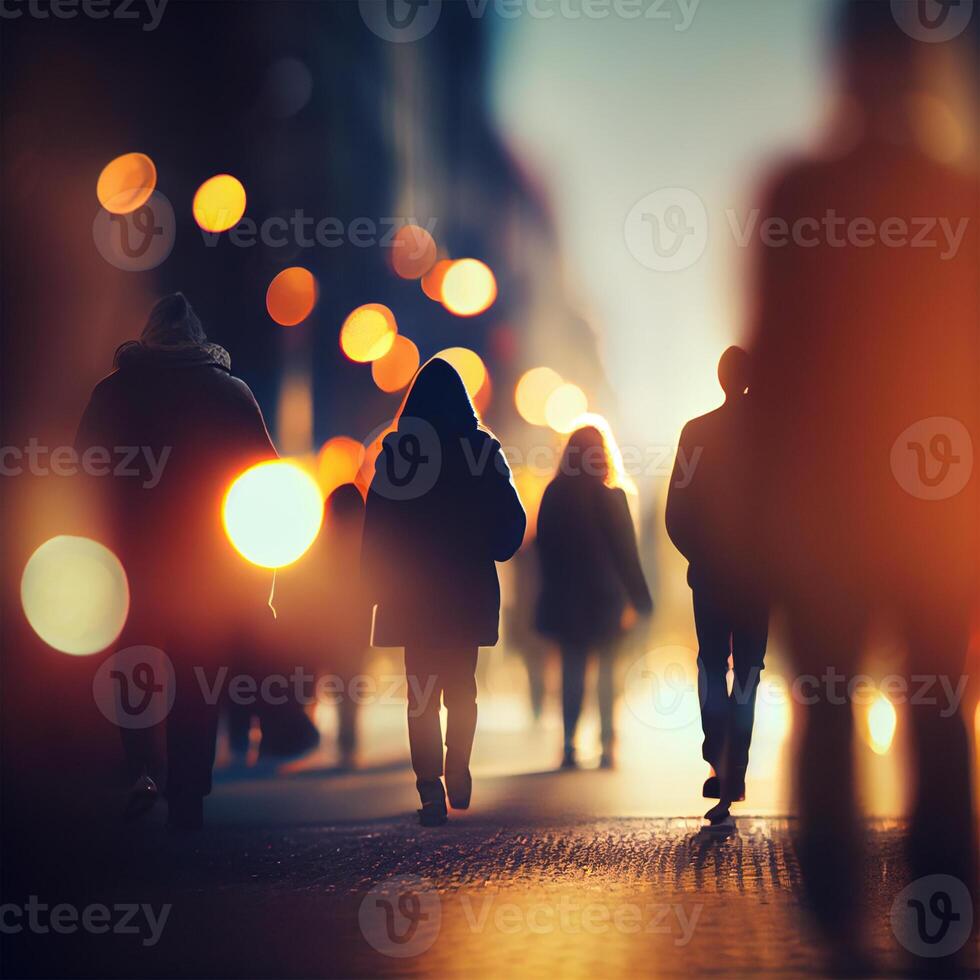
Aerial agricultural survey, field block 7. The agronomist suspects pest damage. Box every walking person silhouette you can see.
[361,358,526,826]
[536,424,652,769]
[666,347,768,827]
[75,293,279,830]
[749,1,978,967]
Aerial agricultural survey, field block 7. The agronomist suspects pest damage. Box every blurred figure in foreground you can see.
[666,347,768,827]
[76,294,278,829]
[361,358,526,826]
[750,1,978,969]
[536,425,652,769]
[271,483,370,769]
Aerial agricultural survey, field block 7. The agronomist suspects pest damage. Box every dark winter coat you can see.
[75,342,277,624]
[362,426,526,648]
[535,476,652,647]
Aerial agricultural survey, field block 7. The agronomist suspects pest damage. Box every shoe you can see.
[124,775,159,821]
[416,779,448,827]
[704,800,731,826]
[704,813,735,833]
[166,794,204,831]
[560,747,577,770]
[704,774,746,802]
[599,751,615,770]
[445,767,472,810]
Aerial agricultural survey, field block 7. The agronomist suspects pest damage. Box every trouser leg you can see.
[442,648,479,773]
[166,656,219,801]
[560,643,588,751]
[404,647,444,783]
[727,605,768,783]
[597,642,617,751]
[693,589,731,771]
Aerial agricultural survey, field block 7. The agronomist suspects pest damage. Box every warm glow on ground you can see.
[266,267,318,326]
[192,174,247,232]
[371,335,420,393]
[545,382,588,433]
[390,225,437,280]
[223,460,324,568]
[317,437,366,495]
[863,692,898,756]
[21,536,130,655]
[96,152,157,214]
[515,367,564,426]
[440,258,497,317]
[340,304,397,363]
[435,347,487,398]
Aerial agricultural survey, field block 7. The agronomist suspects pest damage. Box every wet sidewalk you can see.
[8,764,973,979]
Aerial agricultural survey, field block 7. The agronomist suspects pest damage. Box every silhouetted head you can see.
[325,482,365,529]
[835,0,918,107]
[718,346,750,400]
[559,425,611,485]
[398,357,478,437]
[141,292,206,348]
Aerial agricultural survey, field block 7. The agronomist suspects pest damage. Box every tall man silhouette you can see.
[666,346,768,824]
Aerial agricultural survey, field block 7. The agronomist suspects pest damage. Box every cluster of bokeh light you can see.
[91,157,502,573]
[515,366,589,434]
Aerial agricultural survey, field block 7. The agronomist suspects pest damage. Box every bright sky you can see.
[491,0,836,448]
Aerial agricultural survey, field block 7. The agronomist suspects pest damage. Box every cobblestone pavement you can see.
[10,805,973,979]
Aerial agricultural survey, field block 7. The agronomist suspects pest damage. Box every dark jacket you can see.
[535,477,652,646]
[75,343,277,625]
[361,427,526,648]
[665,399,758,598]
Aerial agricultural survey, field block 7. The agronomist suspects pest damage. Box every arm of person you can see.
[664,421,699,563]
[482,439,527,563]
[225,376,278,464]
[605,486,653,615]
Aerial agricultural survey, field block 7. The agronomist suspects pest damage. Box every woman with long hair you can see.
[361,357,526,825]
[536,424,652,769]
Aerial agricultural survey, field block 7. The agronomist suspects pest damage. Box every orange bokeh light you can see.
[266,267,318,326]
[440,259,497,317]
[545,382,588,433]
[317,437,366,496]
[515,367,564,426]
[192,174,247,232]
[435,347,488,399]
[390,225,437,280]
[372,335,420,393]
[340,304,397,363]
[96,152,157,215]
[421,258,452,302]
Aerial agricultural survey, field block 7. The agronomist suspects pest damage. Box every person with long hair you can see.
[535,424,652,769]
[361,357,526,826]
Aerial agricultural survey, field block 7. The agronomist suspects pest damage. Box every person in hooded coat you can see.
[75,293,287,829]
[361,357,526,826]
